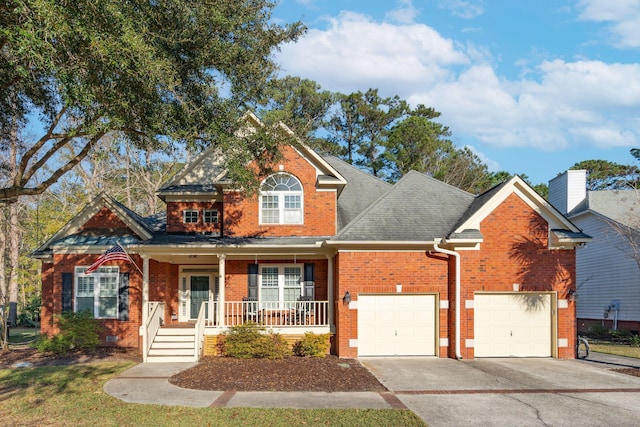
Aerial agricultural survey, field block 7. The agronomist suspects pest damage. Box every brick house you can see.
[34,118,591,362]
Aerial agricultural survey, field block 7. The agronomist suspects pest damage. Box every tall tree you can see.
[0,0,304,335]
[257,76,338,154]
[0,0,305,204]
[570,160,639,190]
[383,106,492,193]
[327,89,408,177]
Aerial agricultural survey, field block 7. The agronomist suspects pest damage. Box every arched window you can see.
[260,173,303,224]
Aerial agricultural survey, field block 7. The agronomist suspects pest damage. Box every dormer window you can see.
[260,173,303,224]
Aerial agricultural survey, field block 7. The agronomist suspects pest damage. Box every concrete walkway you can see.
[103,362,398,409]
[104,352,640,415]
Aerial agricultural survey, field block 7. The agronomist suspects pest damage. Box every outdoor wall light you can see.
[567,289,577,301]
[343,291,351,305]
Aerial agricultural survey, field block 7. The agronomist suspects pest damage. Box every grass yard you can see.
[0,361,425,427]
[4,327,40,344]
[590,343,640,359]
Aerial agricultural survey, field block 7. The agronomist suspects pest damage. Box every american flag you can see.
[85,244,132,274]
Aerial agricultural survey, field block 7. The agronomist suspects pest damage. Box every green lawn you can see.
[590,343,640,359]
[5,327,40,344]
[0,361,425,427]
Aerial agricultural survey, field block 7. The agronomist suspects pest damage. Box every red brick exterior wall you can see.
[334,251,450,358]
[166,201,223,233]
[81,207,129,230]
[40,253,144,348]
[223,146,337,237]
[334,193,577,359]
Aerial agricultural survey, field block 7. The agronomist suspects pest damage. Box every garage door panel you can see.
[358,294,437,357]
[475,293,552,358]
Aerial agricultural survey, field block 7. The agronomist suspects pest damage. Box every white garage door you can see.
[358,294,437,356]
[474,293,552,357]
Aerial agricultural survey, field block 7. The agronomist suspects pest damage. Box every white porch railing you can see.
[194,301,207,360]
[204,299,329,328]
[143,302,165,362]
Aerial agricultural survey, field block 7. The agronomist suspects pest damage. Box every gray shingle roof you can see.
[570,190,640,229]
[333,170,475,241]
[322,156,392,231]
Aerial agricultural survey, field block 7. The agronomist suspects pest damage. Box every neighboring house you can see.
[34,116,590,362]
[549,170,640,333]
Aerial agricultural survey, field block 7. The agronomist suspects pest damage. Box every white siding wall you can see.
[548,170,586,215]
[574,214,640,323]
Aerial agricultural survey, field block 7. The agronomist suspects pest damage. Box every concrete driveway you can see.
[361,355,640,426]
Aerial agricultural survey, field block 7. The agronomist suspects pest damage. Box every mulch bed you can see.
[612,368,640,377]
[169,355,388,392]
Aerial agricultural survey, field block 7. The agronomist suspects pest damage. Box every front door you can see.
[190,276,210,320]
[179,273,214,322]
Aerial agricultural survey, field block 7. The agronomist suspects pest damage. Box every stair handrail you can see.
[144,302,164,362]
[194,300,207,361]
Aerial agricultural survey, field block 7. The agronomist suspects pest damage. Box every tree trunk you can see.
[0,208,8,351]
[7,124,20,326]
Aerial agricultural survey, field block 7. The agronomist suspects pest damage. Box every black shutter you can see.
[61,272,73,313]
[248,264,258,299]
[303,263,315,299]
[118,272,130,321]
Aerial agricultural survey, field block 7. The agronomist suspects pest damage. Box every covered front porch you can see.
[136,248,336,362]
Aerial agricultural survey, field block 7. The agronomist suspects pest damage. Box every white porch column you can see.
[142,255,149,327]
[327,253,335,331]
[217,254,226,326]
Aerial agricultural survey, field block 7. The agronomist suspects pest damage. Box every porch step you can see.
[156,327,196,336]
[148,347,195,356]
[146,325,198,363]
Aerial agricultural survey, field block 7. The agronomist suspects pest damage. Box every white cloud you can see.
[576,0,640,48]
[438,0,485,19]
[277,12,469,94]
[276,11,640,153]
[386,0,420,24]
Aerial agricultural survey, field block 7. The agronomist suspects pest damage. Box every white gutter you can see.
[433,239,462,360]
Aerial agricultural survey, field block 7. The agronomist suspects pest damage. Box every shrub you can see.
[292,332,330,357]
[33,310,101,354]
[223,322,290,359]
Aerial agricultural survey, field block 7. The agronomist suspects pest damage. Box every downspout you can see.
[433,239,462,360]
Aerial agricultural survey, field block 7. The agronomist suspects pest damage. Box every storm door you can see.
[189,276,210,320]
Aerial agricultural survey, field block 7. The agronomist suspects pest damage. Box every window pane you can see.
[99,297,117,318]
[76,297,93,314]
[261,288,279,302]
[204,210,218,223]
[261,267,278,286]
[284,195,300,209]
[184,210,198,223]
[283,209,302,224]
[284,267,301,285]
[77,276,94,297]
[284,267,301,305]
[262,195,278,208]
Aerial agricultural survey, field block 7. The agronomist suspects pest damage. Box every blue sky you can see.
[271,0,640,185]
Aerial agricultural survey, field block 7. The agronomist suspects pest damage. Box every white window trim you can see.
[203,209,219,224]
[183,209,199,223]
[259,174,304,225]
[258,264,303,308]
[74,266,120,319]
